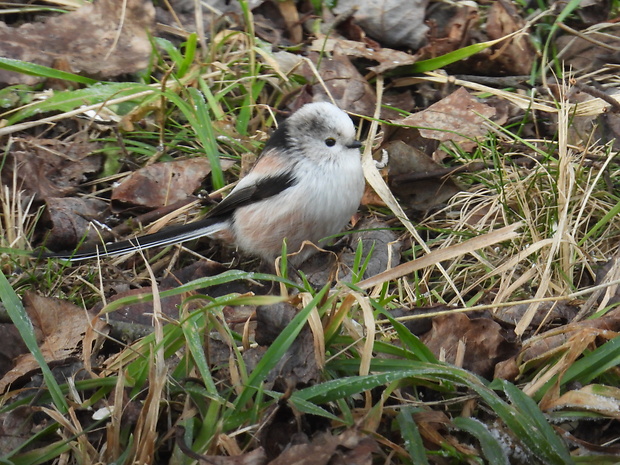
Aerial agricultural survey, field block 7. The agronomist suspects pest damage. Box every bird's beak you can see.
[348,140,362,149]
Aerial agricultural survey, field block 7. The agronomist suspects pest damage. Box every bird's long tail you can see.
[37,217,228,261]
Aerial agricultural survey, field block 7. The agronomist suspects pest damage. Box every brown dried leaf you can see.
[544,385,620,418]
[577,0,613,24]
[192,447,267,465]
[251,0,289,46]
[0,406,40,454]
[311,37,418,74]
[494,357,520,381]
[423,2,478,58]
[564,88,620,151]
[494,301,578,329]
[0,0,155,85]
[519,307,620,365]
[303,53,376,117]
[339,217,402,280]
[530,325,620,409]
[421,313,518,378]
[111,158,235,209]
[98,287,183,326]
[97,261,247,325]
[388,306,450,336]
[258,403,306,459]
[396,87,503,152]
[384,140,461,211]
[42,197,109,252]
[0,292,101,392]
[357,222,523,290]
[556,27,620,74]
[2,137,101,201]
[333,0,429,50]
[0,325,28,379]
[413,410,478,456]
[483,1,535,75]
[593,254,620,309]
[254,302,296,347]
[24,292,91,354]
[94,262,260,342]
[424,2,534,76]
[267,430,377,465]
[412,410,453,447]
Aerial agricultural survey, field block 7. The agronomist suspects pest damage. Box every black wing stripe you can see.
[206,170,297,218]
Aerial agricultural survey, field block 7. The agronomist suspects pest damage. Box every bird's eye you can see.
[325,137,336,147]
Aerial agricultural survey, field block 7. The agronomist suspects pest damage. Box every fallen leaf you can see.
[0,406,40,455]
[387,305,454,336]
[0,325,28,379]
[252,1,290,46]
[395,87,505,152]
[0,0,155,85]
[494,357,520,380]
[96,287,183,326]
[94,260,250,325]
[413,410,479,456]
[267,430,377,465]
[563,87,620,151]
[41,197,109,252]
[303,52,377,117]
[592,254,620,310]
[423,2,478,58]
[339,217,402,281]
[556,27,620,73]
[545,385,620,418]
[89,261,261,343]
[484,1,535,76]
[176,431,267,465]
[384,140,461,211]
[2,136,101,201]
[276,0,302,44]
[311,37,418,74]
[258,402,310,459]
[297,217,401,286]
[111,158,235,209]
[421,313,518,378]
[155,0,256,48]
[333,0,429,50]
[0,292,102,392]
[357,222,523,290]
[254,302,296,347]
[518,307,620,365]
[494,301,578,329]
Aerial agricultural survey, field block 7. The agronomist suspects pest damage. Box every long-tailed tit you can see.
[41,102,365,265]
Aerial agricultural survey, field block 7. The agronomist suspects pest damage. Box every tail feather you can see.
[40,217,228,261]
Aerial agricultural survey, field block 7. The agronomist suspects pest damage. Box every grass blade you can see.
[0,57,98,85]
[453,417,509,465]
[229,284,330,418]
[396,407,429,465]
[6,82,152,125]
[374,307,438,363]
[0,271,68,413]
[499,380,574,465]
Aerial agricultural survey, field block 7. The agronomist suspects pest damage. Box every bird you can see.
[40,102,365,265]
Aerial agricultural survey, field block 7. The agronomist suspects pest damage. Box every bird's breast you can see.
[231,154,364,261]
